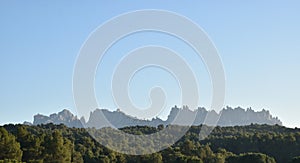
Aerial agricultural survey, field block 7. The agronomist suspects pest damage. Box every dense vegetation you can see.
[0,123,299,163]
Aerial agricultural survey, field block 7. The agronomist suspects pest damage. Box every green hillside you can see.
[1,124,300,163]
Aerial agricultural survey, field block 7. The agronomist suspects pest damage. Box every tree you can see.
[72,151,83,163]
[15,126,43,162]
[0,127,23,161]
[182,139,194,155]
[226,153,276,163]
[290,156,300,163]
[43,130,72,163]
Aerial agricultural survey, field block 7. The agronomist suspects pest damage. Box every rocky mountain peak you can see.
[31,106,282,128]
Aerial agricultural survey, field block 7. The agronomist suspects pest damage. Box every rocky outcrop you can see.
[86,109,165,128]
[218,106,282,126]
[33,109,83,128]
[32,106,282,128]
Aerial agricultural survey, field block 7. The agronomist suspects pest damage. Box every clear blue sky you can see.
[0,1,299,127]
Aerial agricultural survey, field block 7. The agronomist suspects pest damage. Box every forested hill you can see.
[1,124,300,163]
[32,106,282,128]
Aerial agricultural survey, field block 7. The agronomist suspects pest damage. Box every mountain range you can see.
[30,106,282,128]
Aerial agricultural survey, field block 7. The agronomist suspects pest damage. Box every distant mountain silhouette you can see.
[31,106,282,128]
[33,109,83,128]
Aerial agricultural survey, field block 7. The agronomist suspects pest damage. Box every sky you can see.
[0,1,299,127]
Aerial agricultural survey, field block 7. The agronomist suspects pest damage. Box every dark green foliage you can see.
[0,127,22,161]
[2,123,300,162]
[226,153,276,163]
[42,130,72,163]
[0,159,23,163]
[290,156,300,163]
[201,124,300,163]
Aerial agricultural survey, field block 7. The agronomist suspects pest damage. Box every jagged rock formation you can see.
[31,106,282,128]
[33,109,83,128]
[167,106,282,126]
[218,106,281,126]
[86,109,165,128]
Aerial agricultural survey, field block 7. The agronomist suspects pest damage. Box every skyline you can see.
[1,1,300,127]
